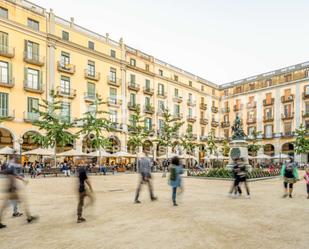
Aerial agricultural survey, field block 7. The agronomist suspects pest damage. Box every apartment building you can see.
[0,0,308,162]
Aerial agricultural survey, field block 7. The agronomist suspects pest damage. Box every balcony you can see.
[127,102,140,111]
[23,80,44,94]
[281,95,294,103]
[303,92,309,100]
[200,103,207,110]
[173,96,183,103]
[0,46,15,58]
[84,69,100,81]
[24,52,45,67]
[233,104,243,112]
[173,113,183,120]
[144,105,155,115]
[263,116,274,122]
[281,112,294,120]
[107,97,122,107]
[263,133,274,139]
[302,110,309,118]
[23,112,39,123]
[247,118,257,125]
[221,121,230,128]
[222,107,230,113]
[128,82,140,91]
[57,61,76,74]
[107,77,121,87]
[157,91,167,99]
[200,118,208,125]
[110,123,124,132]
[199,135,208,142]
[0,109,15,121]
[211,120,219,127]
[84,92,100,102]
[143,87,154,95]
[282,131,295,138]
[55,86,76,99]
[247,102,256,109]
[187,100,196,107]
[263,98,274,106]
[187,115,197,122]
[211,106,218,113]
[0,77,14,88]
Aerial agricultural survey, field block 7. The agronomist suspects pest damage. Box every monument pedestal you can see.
[227,140,252,171]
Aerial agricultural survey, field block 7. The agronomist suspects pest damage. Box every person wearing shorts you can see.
[281,159,299,198]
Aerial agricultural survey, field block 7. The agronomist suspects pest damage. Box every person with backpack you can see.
[281,159,299,198]
[169,156,184,206]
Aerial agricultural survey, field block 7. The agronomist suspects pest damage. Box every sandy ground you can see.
[0,172,308,249]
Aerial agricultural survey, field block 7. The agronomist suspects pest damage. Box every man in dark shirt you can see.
[77,167,94,223]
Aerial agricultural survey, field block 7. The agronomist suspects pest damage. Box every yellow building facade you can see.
[0,0,308,162]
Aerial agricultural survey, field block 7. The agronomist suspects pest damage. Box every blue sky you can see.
[35,0,309,84]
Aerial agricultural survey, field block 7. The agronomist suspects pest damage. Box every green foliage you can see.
[156,108,184,149]
[221,139,230,157]
[248,129,262,156]
[76,96,114,151]
[31,92,78,151]
[206,131,217,155]
[180,126,196,154]
[294,124,309,155]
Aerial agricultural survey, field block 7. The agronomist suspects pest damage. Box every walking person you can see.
[77,167,94,223]
[229,157,250,198]
[169,156,184,206]
[281,159,299,198]
[134,152,157,204]
[304,167,309,199]
[0,157,38,229]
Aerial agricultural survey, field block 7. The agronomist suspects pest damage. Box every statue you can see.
[231,115,246,140]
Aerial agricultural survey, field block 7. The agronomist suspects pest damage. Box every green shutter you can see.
[24,67,27,83]
[39,71,43,89]
[24,40,28,53]
[9,62,12,84]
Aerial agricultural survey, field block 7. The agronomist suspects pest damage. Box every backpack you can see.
[170,166,177,181]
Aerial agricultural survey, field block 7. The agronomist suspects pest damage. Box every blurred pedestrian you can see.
[303,167,309,199]
[169,156,184,206]
[281,159,299,198]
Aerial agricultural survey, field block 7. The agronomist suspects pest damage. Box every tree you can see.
[294,124,309,159]
[180,126,196,155]
[31,92,78,167]
[76,96,114,164]
[221,139,230,157]
[206,131,217,155]
[156,108,184,158]
[247,129,262,157]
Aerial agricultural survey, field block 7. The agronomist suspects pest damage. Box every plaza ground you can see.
[0,173,308,249]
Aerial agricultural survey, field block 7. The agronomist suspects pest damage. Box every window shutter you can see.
[9,62,12,83]
[39,71,43,88]
[24,40,28,53]
[24,67,28,83]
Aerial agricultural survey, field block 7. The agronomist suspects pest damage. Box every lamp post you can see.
[18,138,23,166]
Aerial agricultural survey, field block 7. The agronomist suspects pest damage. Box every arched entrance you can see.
[0,127,14,148]
[199,144,206,161]
[142,140,153,154]
[264,144,275,156]
[21,131,40,152]
[106,136,121,154]
[282,143,294,158]
[127,141,137,154]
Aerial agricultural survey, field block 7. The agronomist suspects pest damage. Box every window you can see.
[224,129,229,138]
[110,50,116,58]
[0,32,8,52]
[174,88,179,97]
[0,61,8,83]
[0,92,8,117]
[87,61,95,77]
[109,88,117,103]
[201,85,204,91]
[188,108,193,117]
[145,79,150,90]
[159,119,164,130]
[145,96,151,107]
[60,102,70,122]
[224,114,229,122]
[62,31,69,41]
[27,97,39,120]
[130,93,136,105]
[188,81,192,86]
[158,69,163,76]
[201,97,205,104]
[130,74,136,84]
[25,40,39,60]
[235,86,242,94]
[248,127,255,137]
[130,58,136,67]
[266,79,272,86]
[110,110,117,123]
[87,83,95,98]
[212,89,215,95]
[26,68,40,89]
[224,89,229,96]
[247,110,255,121]
[158,100,165,112]
[158,83,164,95]
[304,85,309,95]
[265,108,272,119]
[60,51,70,66]
[174,75,178,82]
[305,101,309,113]
[145,64,149,71]
[88,41,94,50]
[284,104,292,117]
[144,118,152,131]
[284,74,292,82]
[60,76,70,94]
[188,93,193,102]
[130,114,137,128]
[0,7,8,19]
[265,125,273,138]
[174,104,180,115]
[249,83,255,91]
[201,127,205,136]
[284,122,292,135]
[109,68,116,82]
[27,18,39,31]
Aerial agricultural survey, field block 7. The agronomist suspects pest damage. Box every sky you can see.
[35,0,309,84]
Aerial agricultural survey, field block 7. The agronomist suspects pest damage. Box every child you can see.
[303,168,309,199]
[169,156,184,206]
